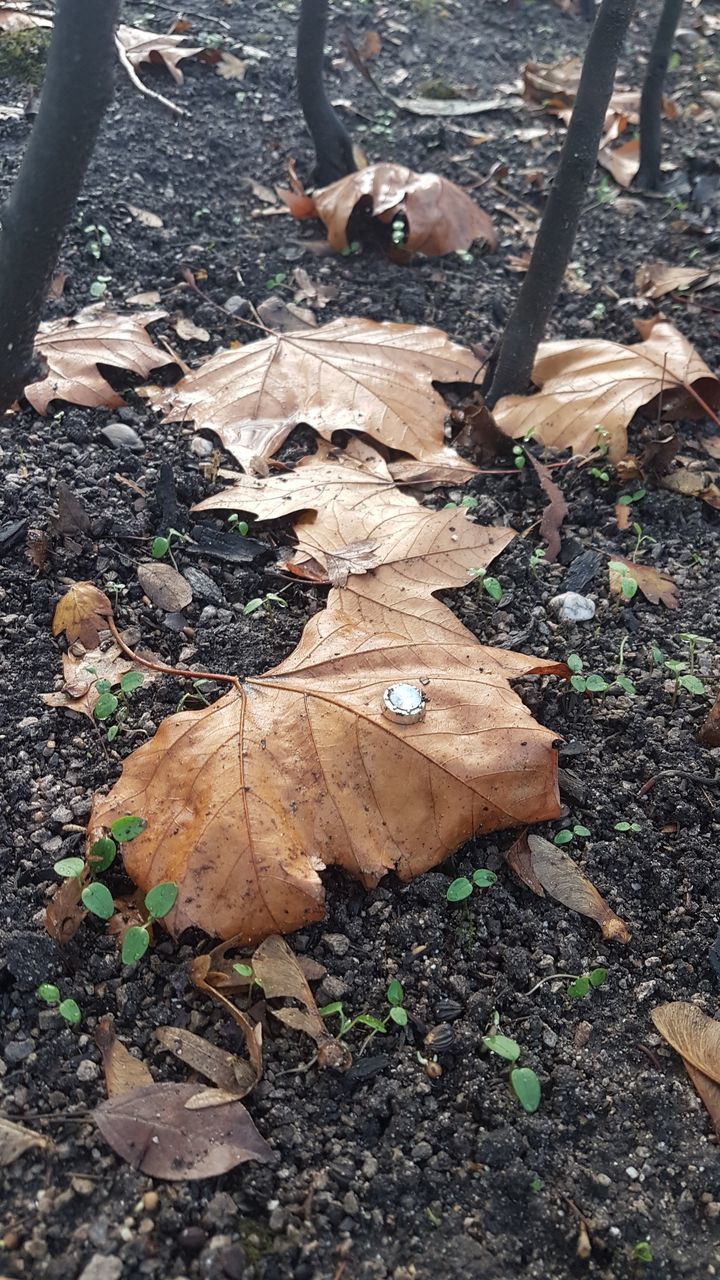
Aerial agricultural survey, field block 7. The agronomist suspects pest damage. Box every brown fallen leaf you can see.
[310,162,496,256]
[635,262,713,299]
[90,600,564,943]
[355,29,381,63]
[0,5,51,31]
[116,24,203,85]
[215,51,247,80]
[346,40,504,118]
[256,296,316,332]
[523,58,656,130]
[190,952,263,1084]
[51,582,114,648]
[526,834,630,942]
[651,1003,720,1084]
[137,562,193,612]
[174,316,210,343]
[503,828,544,895]
[44,872,86,945]
[387,455,481,488]
[158,317,482,469]
[251,935,351,1069]
[125,203,164,229]
[27,308,172,413]
[597,139,640,188]
[494,319,720,462]
[94,1082,272,1179]
[0,1116,53,1167]
[96,1015,154,1097]
[527,456,568,563]
[155,1026,256,1097]
[684,1062,720,1135]
[660,465,720,510]
[41,640,157,720]
[698,691,720,748]
[608,555,678,609]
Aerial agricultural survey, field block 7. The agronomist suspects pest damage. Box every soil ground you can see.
[2,1,720,1277]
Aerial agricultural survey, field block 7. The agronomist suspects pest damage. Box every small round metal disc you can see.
[382,682,426,725]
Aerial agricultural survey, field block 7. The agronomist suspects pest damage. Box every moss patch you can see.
[0,28,50,86]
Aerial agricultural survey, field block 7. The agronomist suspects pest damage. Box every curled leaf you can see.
[0,1116,52,1167]
[52,582,114,649]
[251,935,351,1070]
[96,1015,154,1097]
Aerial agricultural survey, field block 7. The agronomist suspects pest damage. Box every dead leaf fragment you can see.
[137,562,193,612]
[52,582,114,648]
[215,51,247,80]
[494,320,720,462]
[528,456,568,563]
[155,1026,256,1097]
[190,953,263,1084]
[597,139,640,188]
[94,1082,272,1179]
[0,1116,52,1167]
[174,316,210,343]
[311,163,496,256]
[526,834,630,942]
[96,1015,154,1097]
[158,317,482,469]
[608,555,678,609]
[42,641,156,721]
[684,1062,720,1135]
[125,203,164,229]
[651,1003,720,1084]
[116,24,203,84]
[44,873,86,945]
[251,935,351,1069]
[27,308,172,413]
[635,262,712,299]
[698,691,720,748]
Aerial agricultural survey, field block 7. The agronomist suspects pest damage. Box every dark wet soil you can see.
[2,1,720,1278]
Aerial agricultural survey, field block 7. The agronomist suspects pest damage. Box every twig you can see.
[637,768,720,797]
[107,614,241,692]
[114,32,189,118]
[526,973,579,995]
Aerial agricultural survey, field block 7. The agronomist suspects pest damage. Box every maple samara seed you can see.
[382,683,426,725]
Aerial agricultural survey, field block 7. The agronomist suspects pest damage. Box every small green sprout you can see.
[553,824,590,846]
[84,223,111,260]
[566,967,607,999]
[447,868,498,901]
[243,591,288,617]
[609,560,638,601]
[595,174,616,205]
[567,651,635,698]
[528,546,545,573]
[590,467,609,482]
[122,882,178,965]
[512,443,526,470]
[471,566,502,603]
[632,1241,653,1264]
[443,495,478,511]
[617,489,646,508]
[36,983,81,1025]
[151,527,188,569]
[265,272,287,290]
[176,678,213,712]
[390,215,407,247]
[529,1173,543,1193]
[614,820,641,834]
[227,514,249,536]
[92,669,145,742]
[483,1014,541,1113]
[319,981,409,1039]
[53,816,145,886]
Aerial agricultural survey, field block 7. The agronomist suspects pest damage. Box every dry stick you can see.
[484,0,637,407]
[114,33,188,117]
[0,0,120,416]
[634,0,684,191]
[107,614,241,693]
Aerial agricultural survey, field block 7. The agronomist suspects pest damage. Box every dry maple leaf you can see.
[493,319,720,462]
[635,263,714,299]
[116,24,203,84]
[651,1002,720,1084]
[310,162,497,256]
[89,604,565,944]
[524,834,630,942]
[159,317,481,468]
[597,138,640,188]
[608,555,678,609]
[27,308,172,413]
[51,582,114,648]
[42,641,157,720]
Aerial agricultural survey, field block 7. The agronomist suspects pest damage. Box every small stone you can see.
[76,1059,100,1082]
[411,1141,433,1162]
[323,933,350,957]
[705,1202,720,1218]
[4,1039,34,1064]
[317,976,348,1002]
[182,566,223,605]
[362,1155,378,1178]
[574,1020,592,1048]
[100,423,143,451]
[342,1191,359,1215]
[634,980,657,1002]
[179,1226,206,1254]
[542,1025,558,1048]
[549,591,596,622]
[50,805,74,825]
[626,1166,640,1180]
[143,1191,159,1212]
[77,1255,124,1280]
[190,434,214,458]
[223,295,251,316]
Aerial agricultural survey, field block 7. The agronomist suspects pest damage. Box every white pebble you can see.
[549,591,596,622]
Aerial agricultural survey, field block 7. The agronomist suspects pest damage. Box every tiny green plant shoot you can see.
[92,669,145,742]
[121,883,178,965]
[566,967,608,999]
[151,527,188,569]
[176,678,213,712]
[447,868,497,901]
[631,1241,653,1264]
[553,822,590,847]
[609,560,638,601]
[244,591,288,617]
[470,566,502,603]
[227,513,249,536]
[443,495,478,511]
[482,1012,541,1113]
[566,650,635,697]
[664,632,709,704]
[320,980,408,1039]
[36,983,81,1025]
[614,819,641,834]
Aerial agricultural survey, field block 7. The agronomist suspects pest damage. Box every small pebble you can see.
[4,1039,34,1064]
[626,1166,640,1180]
[190,435,214,458]
[100,423,143,451]
[549,591,596,622]
[323,933,350,957]
[223,295,251,316]
[76,1059,100,1082]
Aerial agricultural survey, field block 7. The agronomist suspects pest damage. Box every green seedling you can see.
[54,815,146,889]
[227,513,249,536]
[590,466,609,483]
[92,669,145,742]
[483,1012,541,1113]
[122,882,178,965]
[614,820,641,834]
[443,495,478,510]
[650,644,664,669]
[629,521,654,563]
[231,962,265,1003]
[320,979,409,1039]
[151,527,188,569]
[664,649,706,704]
[590,302,606,321]
[340,240,361,256]
[567,651,635,698]
[176,678,213,712]
[89,275,111,299]
[609,560,638,600]
[265,272,287,290]
[446,868,497,901]
[528,546,545,573]
[553,823,590,846]
[566,967,608,999]
[243,591,288,617]
[84,222,111,261]
[470,566,502,603]
[617,488,646,509]
[36,983,81,1025]
[632,1241,653,1264]
[390,214,407,247]
[529,1173,543,1193]
[455,249,473,265]
[594,174,617,205]
[512,443,526,470]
